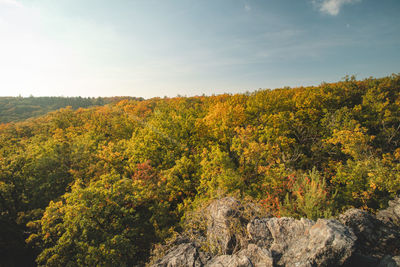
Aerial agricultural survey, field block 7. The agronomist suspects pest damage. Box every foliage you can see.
[280,168,336,220]
[0,74,400,265]
[0,96,142,124]
[31,165,168,266]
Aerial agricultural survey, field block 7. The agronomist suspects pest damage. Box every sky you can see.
[0,0,399,98]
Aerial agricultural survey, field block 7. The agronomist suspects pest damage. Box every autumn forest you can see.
[1,74,400,266]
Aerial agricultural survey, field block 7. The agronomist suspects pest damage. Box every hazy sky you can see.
[0,0,399,98]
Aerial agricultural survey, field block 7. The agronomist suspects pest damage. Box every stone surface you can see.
[248,217,355,267]
[377,197,400,226]
[152,243,210,267]
[339,208,400,258]
[246,218,274,248]
[282,219,356,267]
[151,197,400,267]
[203,244,274,267]
[205,254,252,267]
[378,255,400,267]
[237,244,274,267]
[206,197,245,255]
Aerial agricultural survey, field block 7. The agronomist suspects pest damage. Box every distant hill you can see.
[0,96,143,124]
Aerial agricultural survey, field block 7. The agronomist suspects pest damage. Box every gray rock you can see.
[377,197,400,226]
[249,217,314,254]
[246,218,274,248]
[152,243,210,267]
[247,217,356,267]
[378,255,400,267]
[204,245,274,267]
[151,197,400,267]
[207,197,246,255]
[237,244,273,267]
[205,254,252,267]
[339,208,400,258]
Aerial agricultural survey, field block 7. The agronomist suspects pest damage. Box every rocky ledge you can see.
[151,197,400,267]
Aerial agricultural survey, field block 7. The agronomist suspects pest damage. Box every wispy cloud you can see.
[244,4,251,12]
[0,0,23,8]
[312,0,361,16]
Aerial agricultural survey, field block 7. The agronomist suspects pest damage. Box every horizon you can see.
[0,0,399,98]
[0,73,398,99]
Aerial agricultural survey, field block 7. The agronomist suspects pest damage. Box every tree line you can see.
[0,96,143,124]
[0,74,399,266]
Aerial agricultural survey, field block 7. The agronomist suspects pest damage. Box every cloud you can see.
[244,4,251,12]
[312,0,361,16]
[0,0,23,8]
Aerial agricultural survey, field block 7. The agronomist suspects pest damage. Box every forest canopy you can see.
[1,74,400,266]
[0,96,142,124]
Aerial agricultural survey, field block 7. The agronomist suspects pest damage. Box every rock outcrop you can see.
[151,197,400,267]
[377,197,400,226]
[339,208,400,259]
[378,255,400,267]
[204,244,274,267]
[247,217,355,267]
[152,242,210,267]
[205,254,253,267]
[206,197,245,255]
